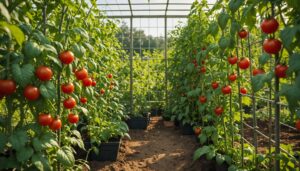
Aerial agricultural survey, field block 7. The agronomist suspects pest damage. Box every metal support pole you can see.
[164,17,168,111]
[247,32,258,169]
[130,17,133,115]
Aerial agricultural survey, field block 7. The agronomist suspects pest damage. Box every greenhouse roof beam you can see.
[105,15,189,19]
[102,9,190,12]
[165,0,170,16]
[97,3,193,6]
[128,0,133,17]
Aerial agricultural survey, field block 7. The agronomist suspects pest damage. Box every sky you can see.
[97,0,217,36]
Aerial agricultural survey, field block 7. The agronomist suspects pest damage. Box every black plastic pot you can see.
[151,109,158,116]
[180,122,194,135]
[215,163,229,171]
[174,119,180,127]
[126,116,148,129]
[74,141,91,160]
[90,137,121,161]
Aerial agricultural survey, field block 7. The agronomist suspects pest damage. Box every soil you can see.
[243,119,300,153]
[89,117,207,171]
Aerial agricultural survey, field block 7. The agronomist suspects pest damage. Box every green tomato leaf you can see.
[219,36,230,49]
[217,12,230,30]
[241,4,256,28]
[12,63,34,87]
[16,146,34,162]
[7,24,25,46]
[199,134,207,144]
[280,26,300,50]
[9,130,28,150]
[57,146,75,167]
[216,153,225,165]
[259,53,270,66]
[32,153,51,171]
[193,145,210,161]
[230,21,241,36]
[208,22,219,36]
[40,82,56,99]
[228,0,244,13]
[0,3,10,21]
[287,53,300,75]
[32,137,43,152]
[0,133,7,152]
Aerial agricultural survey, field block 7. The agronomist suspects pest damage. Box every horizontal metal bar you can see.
[97,3,193,6]
[242,122,298,161]
[105,15,189,18]
[102,9,190,12]
[242,94,289,107]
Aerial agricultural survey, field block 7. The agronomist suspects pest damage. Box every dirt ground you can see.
[89,117,204,171]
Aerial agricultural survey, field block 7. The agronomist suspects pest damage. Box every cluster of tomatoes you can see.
[196,18,288,119]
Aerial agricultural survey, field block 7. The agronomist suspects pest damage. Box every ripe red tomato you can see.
[222,85,232,95]
[38,113,53,126]
[211,81,219,89]
[214,106,224,116]
[238,29,248,39]
[75,69,88,80]
[240,88,247,95]
[261,18,279,34]
[253,68,265,76]
[36,66,53,81]
[80,97,87,104]
[238,57,250,70]
[227,55,238,65]
[92,80,96,86]
[228,73,237,82]
[68,113,79,124]
[200,66,206,73]
[59,51,75,64]
[296,120,300,131]
[61,83,74,94]
[201,60,205,65]
[100,88,105,95]
[49,118,62,131]
[0,79,17,96]
[263,38,282,54]
[24,85,40,101]
[82,77,92,87]
[199,96,207,104]
[194,127,202,136]
[275,64,288,78]
[63,97,76,109]
[107,74,113,79]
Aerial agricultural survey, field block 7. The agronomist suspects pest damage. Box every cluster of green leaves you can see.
[0,0,128,170]
[168,0,300,170]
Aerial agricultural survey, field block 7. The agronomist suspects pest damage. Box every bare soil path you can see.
[90,117,202,171]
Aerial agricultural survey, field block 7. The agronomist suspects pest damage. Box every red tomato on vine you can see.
[63,97,76,109]
[260,18,279,34]
[263,38,282,54]
[49,118,62,131]
[38,113,53,126]
[61,83,74,94]
[238,57,250,70]
[36,66,53,81]
[59,51,75,64]
[75,69,88,80]
[0,80,16,96]
[24,85,40,101]
[275,64,288,78]
[68,113,79,124]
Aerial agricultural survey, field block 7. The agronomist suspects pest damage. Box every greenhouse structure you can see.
[0,0,299,170]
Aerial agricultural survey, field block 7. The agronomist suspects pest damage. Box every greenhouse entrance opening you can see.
[0,0,299,171]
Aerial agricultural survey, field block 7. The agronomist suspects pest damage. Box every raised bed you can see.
[90,137,122,161]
